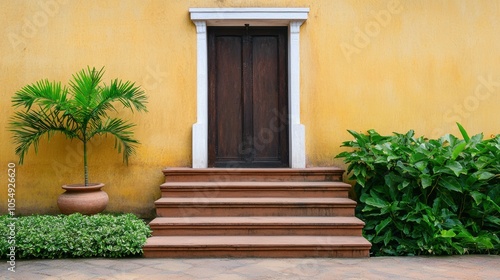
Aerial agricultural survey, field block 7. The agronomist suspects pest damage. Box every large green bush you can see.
[336,124,500,256]
[1,213,151,259]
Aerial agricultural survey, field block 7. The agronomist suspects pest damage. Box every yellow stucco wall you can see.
[1,0,499,217]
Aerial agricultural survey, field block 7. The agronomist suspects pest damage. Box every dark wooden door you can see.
[208,27,289,168]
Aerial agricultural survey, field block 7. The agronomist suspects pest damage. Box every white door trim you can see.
[190,8,309,168]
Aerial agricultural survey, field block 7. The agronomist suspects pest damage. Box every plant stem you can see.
[426,175,441,203]
[83,139,88,186]
[458,194,466,219]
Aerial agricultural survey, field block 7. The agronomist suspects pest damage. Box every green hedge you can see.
[1,213,151,259]
[336,124,500,256]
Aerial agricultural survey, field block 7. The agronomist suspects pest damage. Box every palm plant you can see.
[9,66,148,186]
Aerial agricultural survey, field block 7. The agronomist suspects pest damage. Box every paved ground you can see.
[2,255,499,280]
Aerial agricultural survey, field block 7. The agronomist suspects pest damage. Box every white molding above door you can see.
[190,8,309,168]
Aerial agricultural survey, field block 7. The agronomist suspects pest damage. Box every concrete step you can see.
[149,216,365,236]
[162,167,345,182]
[143,235,371,258]
[160,181,351,198]
[154,197,356,217]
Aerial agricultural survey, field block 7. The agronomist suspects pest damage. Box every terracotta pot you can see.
[57,183,109,215]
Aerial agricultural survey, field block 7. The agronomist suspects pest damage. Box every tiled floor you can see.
[3,255,499,280]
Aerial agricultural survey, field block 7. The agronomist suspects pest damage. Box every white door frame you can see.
[189,8,309,168]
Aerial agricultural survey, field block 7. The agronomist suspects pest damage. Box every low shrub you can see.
[336,124,500,256]
[1,213,151,259]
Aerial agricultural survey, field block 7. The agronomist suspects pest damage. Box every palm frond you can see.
[88,118,139,164]
[12,79,68,110]
[110,79,148,112]
[9,109,77,164]
[91,78,148,119]
[67,67,105,122]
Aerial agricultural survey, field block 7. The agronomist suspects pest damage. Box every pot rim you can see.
[62,183,105,191]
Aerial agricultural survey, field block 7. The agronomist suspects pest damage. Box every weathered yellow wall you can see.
[1,0,499,217]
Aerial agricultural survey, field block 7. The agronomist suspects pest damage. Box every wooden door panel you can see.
[208,27,288,168]
[252,36,280,161]
[214,36,244,162]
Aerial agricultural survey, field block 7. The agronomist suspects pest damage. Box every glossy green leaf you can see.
[375,217,392,235]
[365,197,388,208]
[415,161,428,172]
[445,161,465,177]
[441,229,456,238]
[469,191,484,206]
[383,230,393,246]
[470,133,484,145]
[347,129,367,147]
[439,176,463,193]
[420,174,433,189]
[451,142,466,160]
[456,123,470,143]
[474,170,496,181]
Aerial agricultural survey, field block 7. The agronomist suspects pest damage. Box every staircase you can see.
[143,168,371,258]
